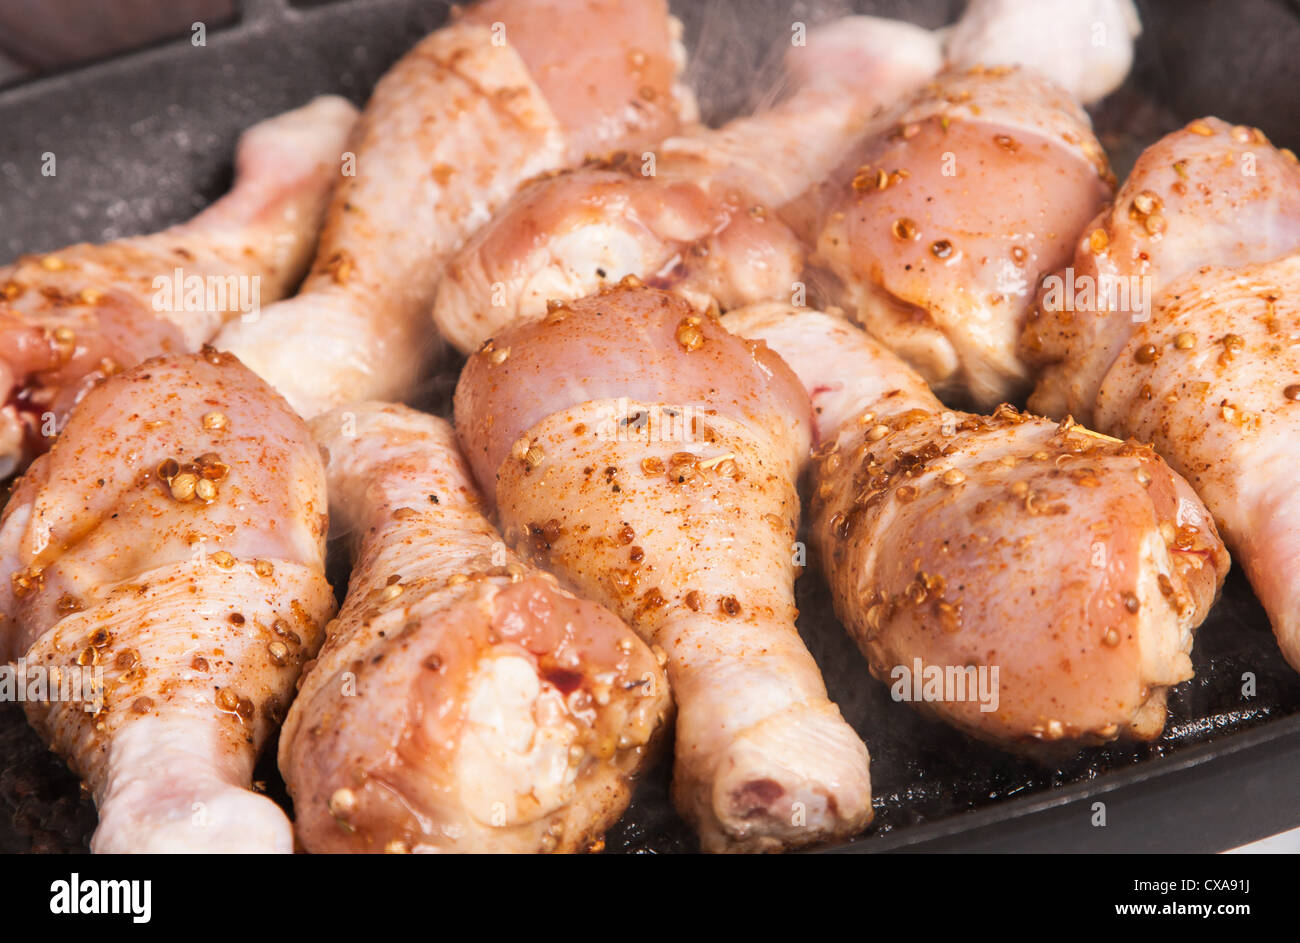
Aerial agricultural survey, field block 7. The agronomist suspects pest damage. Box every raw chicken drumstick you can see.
[434,0,1138,358]
[803,66,1115,409]
[723,304,1228,749]
[282,404,670,853]
[455,284,872,853]
[1024,120,1300,670]
[0,349,335,852]
[1024,118,1300,424]
[0,96,358,478]
[214,0,694,417]
[943,0,1141,105]
[432,15,944,352]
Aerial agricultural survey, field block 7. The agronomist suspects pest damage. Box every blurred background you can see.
[0,1,237,82]
[2,0,1299,152]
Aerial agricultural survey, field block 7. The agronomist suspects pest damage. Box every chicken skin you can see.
[455,284,872,853]
[1025,118,1300,424]
[214,0,694,417]
[1025,119,1300,671]
[944,0,1141,105]
[0,96,357,478]
[432,7,1132,406]
[0,349,335,852]
[805,66,1115,409]
[723,304,1228,749]
[281,404,670,853]
[431,15,944,353]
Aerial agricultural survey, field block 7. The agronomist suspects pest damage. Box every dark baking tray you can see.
[3,0,1300,854]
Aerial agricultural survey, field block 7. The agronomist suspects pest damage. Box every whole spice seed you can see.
[892,218,919,241]
[196,454,229,480]
[329,788,357,816]
[675,316,705,351]
[11,567,42,598]
[1134,343,1160,364]
[1132,190,1162,215]
[851,165,885,191]
[169,473,198,502]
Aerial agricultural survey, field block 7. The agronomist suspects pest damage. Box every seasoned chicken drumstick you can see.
[0,96,357,478]
[723,304,1227,749]
[214,0,694,417]
[1025,118,1300,424]
[455,284,872,853]
[0,349,335,852]
[803,66,1115,409]
[1025,120,1300,670]
[434,9,1128,404]
[432,14,943,352]
[282,404,670,853]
